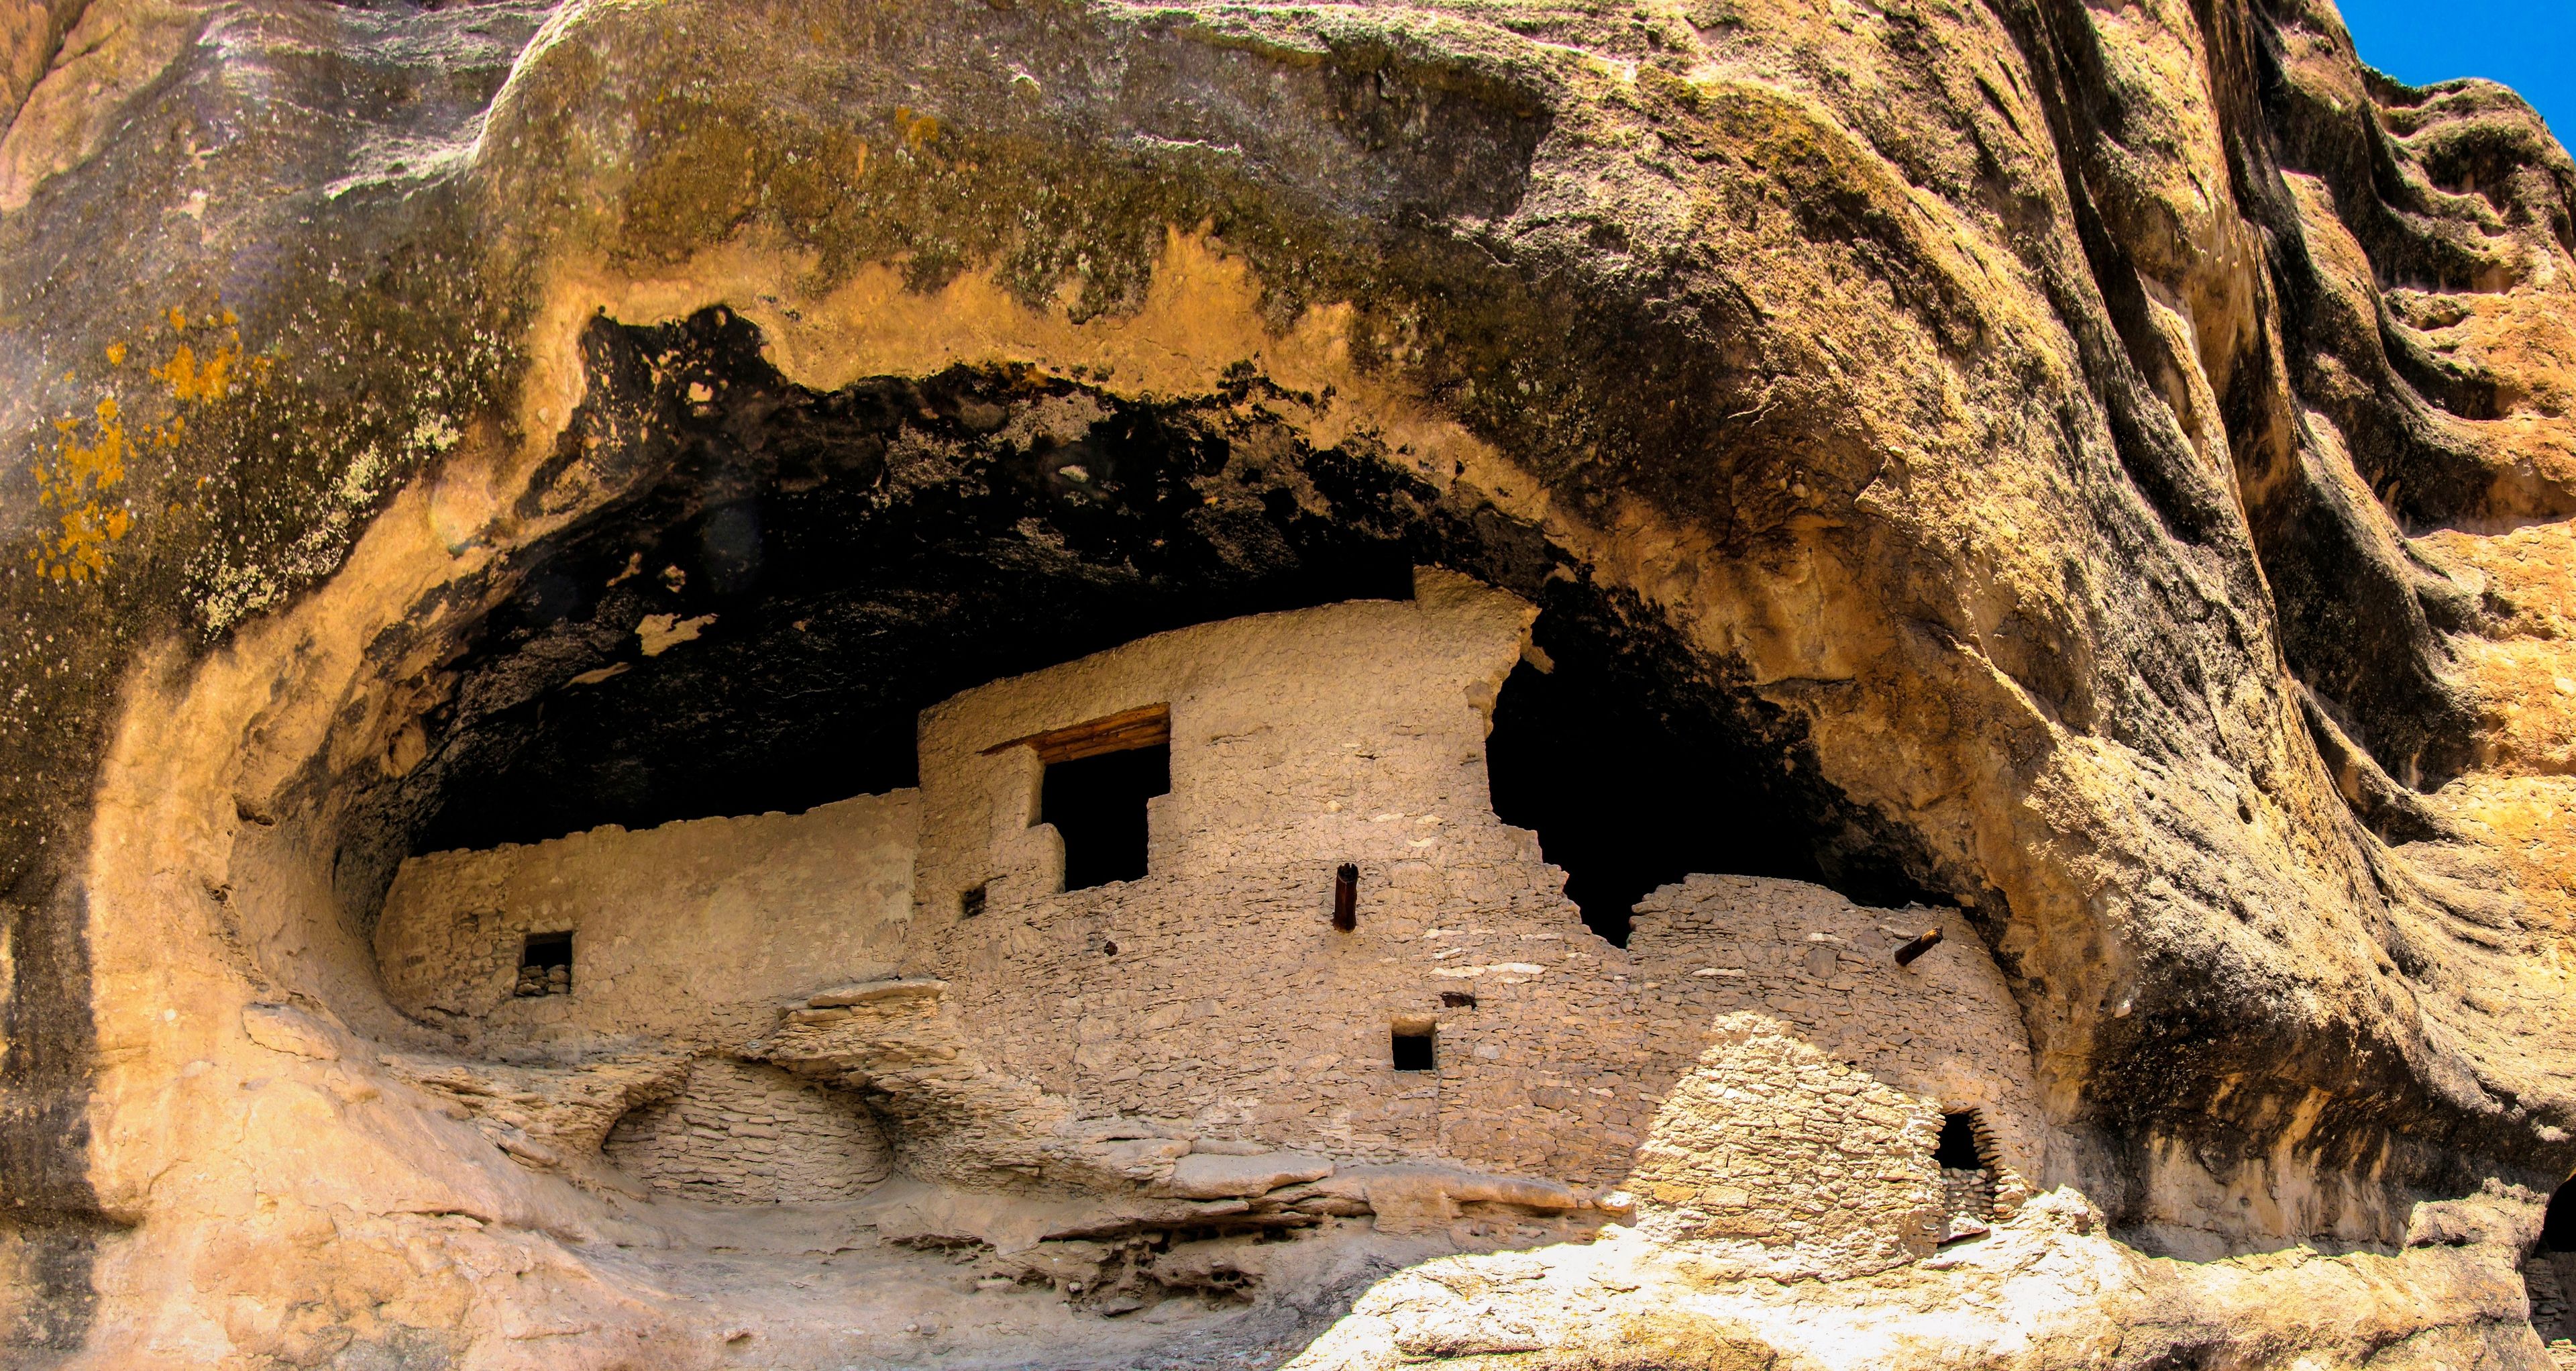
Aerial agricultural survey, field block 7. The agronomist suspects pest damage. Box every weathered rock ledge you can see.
[4,0,2576,1364]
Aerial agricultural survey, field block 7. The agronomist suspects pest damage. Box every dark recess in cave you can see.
[2528,1180,2576,1343]
[1484,591,1942,945]
[2543,1178,2576,1252]
[332,307,1943,938]
[369,307,1420,872]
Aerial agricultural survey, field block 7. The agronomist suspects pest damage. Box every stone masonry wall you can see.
[374,790,918,1054]
[603,1056,893,1204]
[374,577,2058,1273]
[912,572,1670,1179]
[907,572,2061,1221]
[1627,1013,1946,1278]
[1623,874,2054,1214]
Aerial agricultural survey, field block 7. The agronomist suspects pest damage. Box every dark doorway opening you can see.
[1392,1025,1436,1072]
[1484,588,1943,946]
[1934,1111,1985,1170]
[2528,1179,2576,1345]
[1042,744,1171,890]
[1934,1109,1996,1238]
[2544,1180,2576,1252]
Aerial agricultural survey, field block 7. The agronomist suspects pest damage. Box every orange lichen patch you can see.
[152,334,241,403]
[30,395,133,582]
[895,105,939,149]
[23,301,271,585]
[145,297,254,400]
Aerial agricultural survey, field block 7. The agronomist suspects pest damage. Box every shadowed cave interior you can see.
[290,305,1992,1353]
[23,0,2576,1357]
[337,307,1939,938]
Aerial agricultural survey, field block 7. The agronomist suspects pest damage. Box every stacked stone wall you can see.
[603,1057,892,1203]
[374,579,2058,1274]
[373,789,917,1054]
[1627,1013,1945,1277]
[1625,874,2051,1215]
[915,575,1672,1182]
[912,578,2056,1211]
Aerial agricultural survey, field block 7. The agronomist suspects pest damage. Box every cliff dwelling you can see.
[10,0,2576,1366]
[368,568,2049,1288]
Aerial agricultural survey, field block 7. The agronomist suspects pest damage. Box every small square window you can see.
[1392,1025,1436,1072]
[959,883,987,918]
[516,931,572,997]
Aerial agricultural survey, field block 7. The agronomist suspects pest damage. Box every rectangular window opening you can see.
[1031,709,1172,891]
[959,883,987,918]
[517,931,572,998]
[1392,1024,1436,1072]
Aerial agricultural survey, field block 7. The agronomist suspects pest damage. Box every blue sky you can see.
[2338,0,2572,139]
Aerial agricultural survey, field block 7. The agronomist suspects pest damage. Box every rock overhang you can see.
[8,0,2576,1362]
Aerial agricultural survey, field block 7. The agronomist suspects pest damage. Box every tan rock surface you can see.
[4,0,2576,1365]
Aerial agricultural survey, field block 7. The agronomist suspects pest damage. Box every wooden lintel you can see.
[981,703,1172,764]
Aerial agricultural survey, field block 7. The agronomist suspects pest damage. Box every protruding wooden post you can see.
[1332,863,1358,931]
[1894,927,1943,966]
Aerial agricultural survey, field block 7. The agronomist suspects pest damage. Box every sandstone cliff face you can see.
[3,0,2575,1365]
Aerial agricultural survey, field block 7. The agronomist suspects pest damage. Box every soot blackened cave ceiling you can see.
[340,307,1933,929]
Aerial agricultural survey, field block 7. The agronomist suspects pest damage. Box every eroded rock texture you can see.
[3,0,2575,1365]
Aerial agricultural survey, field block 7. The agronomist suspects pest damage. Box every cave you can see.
[19,0,2576,1358]
[312,312,1976,1262]
[293,307,2010,1260]
[258,304,2030,1361]
[340,307,1436,889]
[330,309,1925,937]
